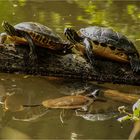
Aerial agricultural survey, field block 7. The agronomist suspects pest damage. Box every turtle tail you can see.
[129,55,140,72]
[2,21,19,36]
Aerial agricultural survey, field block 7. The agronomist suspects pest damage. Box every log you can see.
[0,43,139,85]
[99,89,140,104]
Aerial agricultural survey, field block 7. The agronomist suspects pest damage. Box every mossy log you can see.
[0,44,139,85]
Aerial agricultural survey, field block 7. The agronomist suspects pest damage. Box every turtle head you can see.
[64,28,83,44]
[2,21,17,36]
[2,21,11,34]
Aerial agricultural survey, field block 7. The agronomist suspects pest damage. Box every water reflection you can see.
[75,111,117,122]
[0,73,137,139]
[0,67,139,138]
[0,74,121,123]
[1,75,118,121]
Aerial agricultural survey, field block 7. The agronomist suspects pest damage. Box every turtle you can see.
[0,21,72,64]
[64,26,140,72]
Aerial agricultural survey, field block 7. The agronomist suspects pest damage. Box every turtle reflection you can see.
[0,93,48,122]
[0,90,122,123]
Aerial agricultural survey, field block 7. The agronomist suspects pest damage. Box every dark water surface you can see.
[0,0,140,139]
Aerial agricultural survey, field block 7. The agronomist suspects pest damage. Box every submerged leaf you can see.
[42,95,93,109]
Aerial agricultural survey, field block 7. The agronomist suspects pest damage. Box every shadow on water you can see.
[0,0,139,139]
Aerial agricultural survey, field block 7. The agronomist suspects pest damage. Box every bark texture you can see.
[0,44,139,85]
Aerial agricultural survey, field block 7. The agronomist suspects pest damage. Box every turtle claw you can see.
[28,53,38,66]
[62,43,73,54]
[83,38,95,66]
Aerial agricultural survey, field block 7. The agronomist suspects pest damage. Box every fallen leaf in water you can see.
[42,95,93,109]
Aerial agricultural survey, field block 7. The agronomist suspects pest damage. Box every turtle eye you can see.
[119,53,124,56]
[116,52,125,57]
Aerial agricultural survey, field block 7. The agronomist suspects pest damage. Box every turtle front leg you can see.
[83,38,95,66]
[21,32,38,66]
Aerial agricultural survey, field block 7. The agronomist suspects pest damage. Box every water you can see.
[0,0,140,139]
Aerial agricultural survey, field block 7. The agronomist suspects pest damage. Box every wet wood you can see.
[42,95,93,109]
[100,89,140,104]
[0,43,139,85]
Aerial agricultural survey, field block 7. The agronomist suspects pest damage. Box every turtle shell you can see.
[77,26,140,67]
[14,22,62,43]
[4,22,67,51]
[79,26,138,55]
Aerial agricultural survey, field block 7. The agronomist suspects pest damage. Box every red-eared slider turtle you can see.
[64,26,140,72]
[0,21,72,64]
